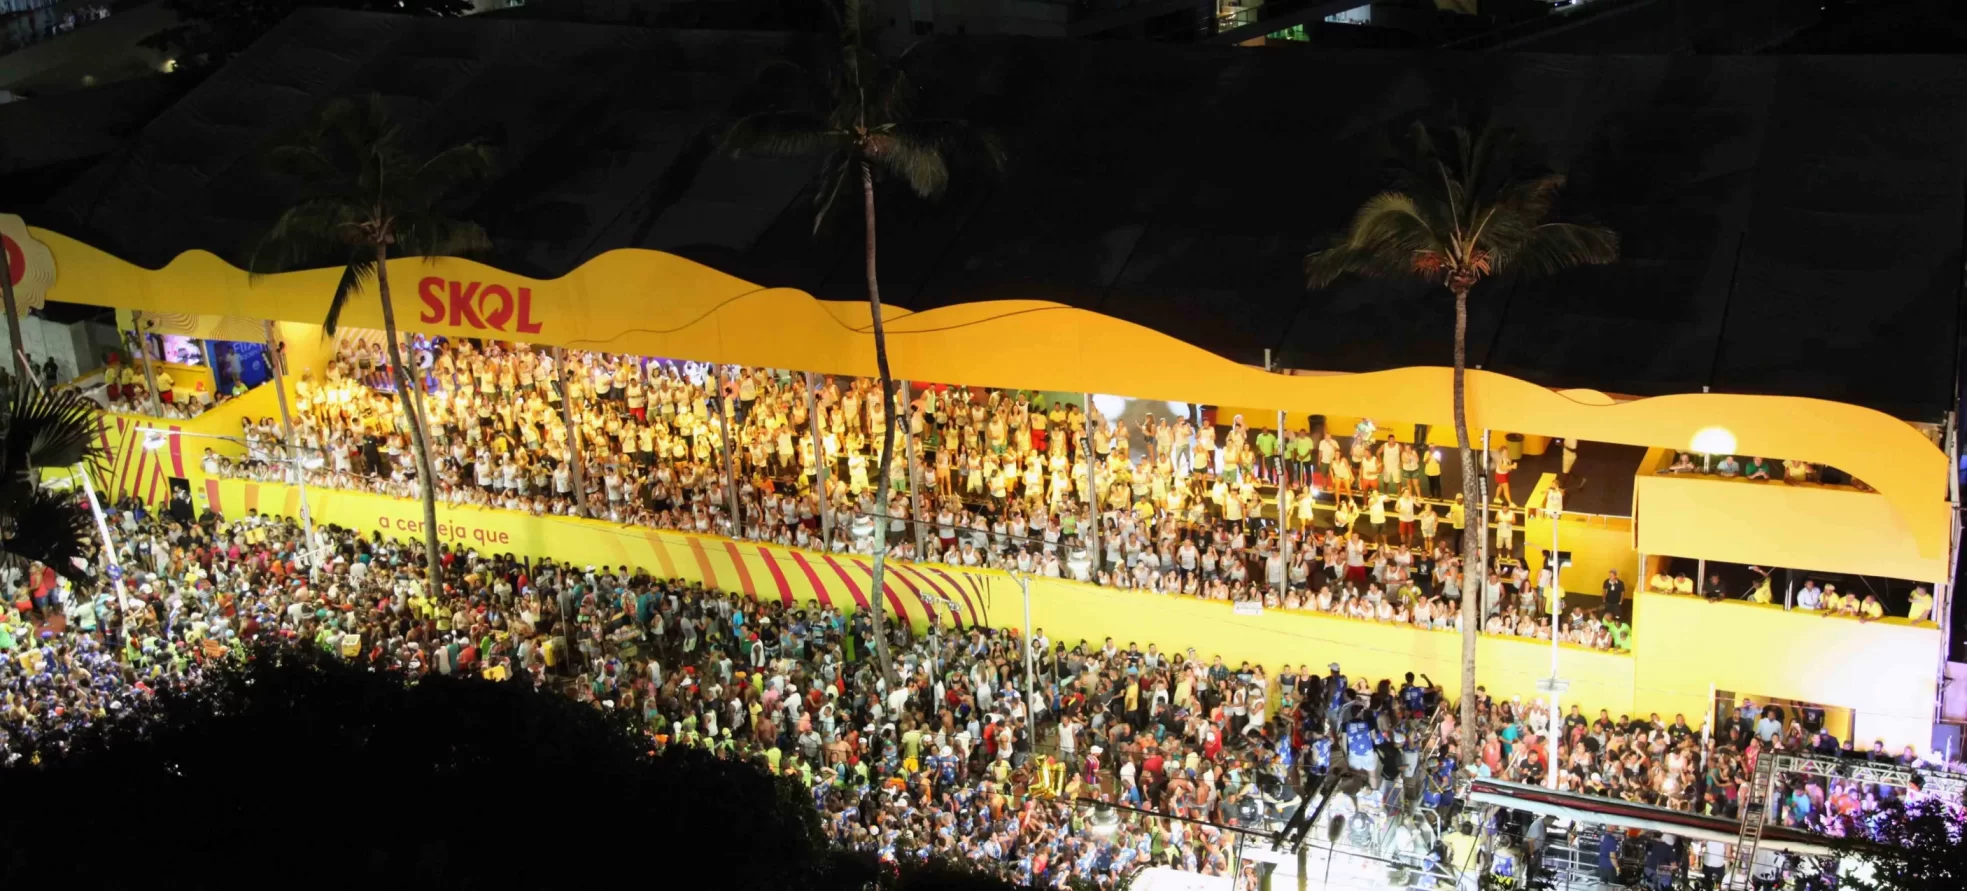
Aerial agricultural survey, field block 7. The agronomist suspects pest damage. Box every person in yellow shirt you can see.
[1447,494,1466,551]
[1909,587,1934,623]
[1746,566,1773,604]
[1649,571,1675,593]
[1820,586,1847,617]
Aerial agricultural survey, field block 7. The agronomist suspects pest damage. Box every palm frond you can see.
[394,213,493,261]
[1493,222,1619,278]
[902,118,1007,177]
[1310,122,1617,292]
[721,111,844,159]
[326,260,378,335]
[400,142,496,212]
[250,198,363,277]
[0,483,101,583]
[264,143,341,184]
[1,386,105,475]
[868,64,917,128]
[810,151,855,235]
[1305,192,1445,287]
[874,130,949,199]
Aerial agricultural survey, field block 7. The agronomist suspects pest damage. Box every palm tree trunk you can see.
[862,160,899,689]
[0,247,26,383]
[1452,283,1481,765]
[374,244,445,598]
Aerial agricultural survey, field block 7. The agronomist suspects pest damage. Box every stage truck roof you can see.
[24,9,1967,419]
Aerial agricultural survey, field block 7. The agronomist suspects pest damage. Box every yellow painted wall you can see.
[33,229,1946,573]
[272,321,335,381]
[1631,591,1939,747]
[1519,510,1638,597]
[1634,473,1948,583]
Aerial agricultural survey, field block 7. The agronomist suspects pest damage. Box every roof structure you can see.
[24,9,1967,418]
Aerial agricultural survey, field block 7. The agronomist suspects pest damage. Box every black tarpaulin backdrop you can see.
[28,10,1967,419]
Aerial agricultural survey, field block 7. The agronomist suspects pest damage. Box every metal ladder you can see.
[1725,751,1777,888]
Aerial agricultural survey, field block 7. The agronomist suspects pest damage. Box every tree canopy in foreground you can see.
[0,644,829,889]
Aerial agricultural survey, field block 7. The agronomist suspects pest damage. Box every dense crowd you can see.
[3,490,1953,887]
[205,334,1633,651]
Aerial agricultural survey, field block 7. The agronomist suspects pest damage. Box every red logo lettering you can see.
[479,284,514,330]
[516,287,543,334]
[417,276,445,324]
[417,278,545,334]
[448,280,484,328]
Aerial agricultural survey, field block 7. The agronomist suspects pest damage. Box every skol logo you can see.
[0,215,56,316]
[416,276,545,334]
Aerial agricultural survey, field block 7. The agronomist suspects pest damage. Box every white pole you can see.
[1548,500,1562,789]
[264,320,319,580]
[1018,571,1036,720]
[1699,682,1714,781]
[1478,429,1492,614]
[807,371,832,548]
[1276,407,1289,605]
[1084,394,1100,579]
[717,364,742,536]
[77,463,132,639]
[902,380,926,560]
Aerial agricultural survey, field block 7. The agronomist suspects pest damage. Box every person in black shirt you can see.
[1602,570,1627,620]
[1666,714,1694,745]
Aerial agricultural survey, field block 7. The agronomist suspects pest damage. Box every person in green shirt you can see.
[1291,431,1315,486]
[1255,429,1278,483]
[1609,620,1632,651]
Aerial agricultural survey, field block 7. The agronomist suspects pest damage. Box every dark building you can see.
[11,8,1965,421]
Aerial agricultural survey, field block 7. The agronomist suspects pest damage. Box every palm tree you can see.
[1305,123,1616,762]
[720,1,1002,687]
[253,94,493,599]
[1,387,106,583]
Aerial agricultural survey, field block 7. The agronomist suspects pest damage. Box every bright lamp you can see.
[1689,427,1736,455]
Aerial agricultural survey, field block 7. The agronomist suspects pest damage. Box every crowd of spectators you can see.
[201,335,1632,651]
[1644,568,1933,625]
[4,492,1956,887]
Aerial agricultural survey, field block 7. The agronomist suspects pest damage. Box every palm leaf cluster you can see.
[1305,123,1618,292]
[0,387,106,582]
[252,95,494,334]
[721,2,1003,232]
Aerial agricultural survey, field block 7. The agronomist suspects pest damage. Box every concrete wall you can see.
[1,312,117,381]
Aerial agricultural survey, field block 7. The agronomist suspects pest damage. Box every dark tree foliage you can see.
[144,0,475,71]
[0,386,106,583]
[0,644,831,890]
[1828,798,1967,891]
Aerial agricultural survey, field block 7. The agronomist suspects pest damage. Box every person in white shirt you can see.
[1794,580,1823,611]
